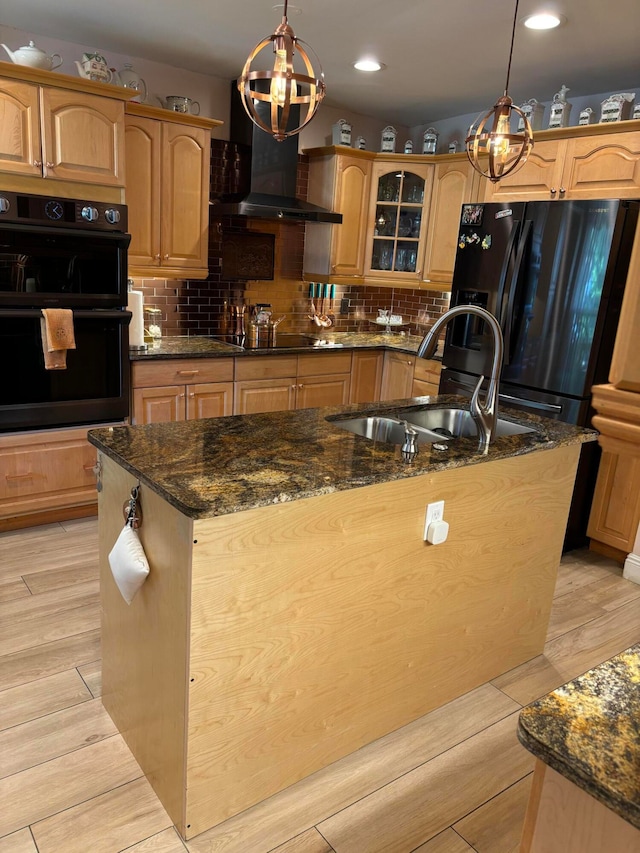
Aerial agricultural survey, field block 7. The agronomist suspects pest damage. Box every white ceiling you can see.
[2,0,639,126]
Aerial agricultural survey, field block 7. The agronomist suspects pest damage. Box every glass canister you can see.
[144,307,163,343]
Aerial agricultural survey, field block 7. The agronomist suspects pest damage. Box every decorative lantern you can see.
[422,128,438,154]
[380,126,397,152]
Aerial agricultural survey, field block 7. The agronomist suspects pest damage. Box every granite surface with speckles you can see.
[130,332,438,360]
[89,393,595,520]
[518,645,640,829]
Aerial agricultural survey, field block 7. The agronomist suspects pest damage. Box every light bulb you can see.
[270,48,297,107]
[488,111,512,161]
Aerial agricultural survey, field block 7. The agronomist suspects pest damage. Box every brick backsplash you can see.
[130,142,451,338]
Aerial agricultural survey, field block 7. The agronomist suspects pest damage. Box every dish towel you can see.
[40,308,76,370]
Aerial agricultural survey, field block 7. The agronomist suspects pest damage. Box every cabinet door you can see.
[332,155,372,276]
[0,79,41,177]
[562,132,640,200]
[350,351,383,403]
[234,378,297,414]
[365,161,433,286]
[483,139,567,202]
[379,352,416,400]
[160,123,209,270]
[422,159,477,286]
[187,383,234,419]
[133,385,186,424]
[40,88,125,185]
[125,115,162,268]
[296,374,351,409]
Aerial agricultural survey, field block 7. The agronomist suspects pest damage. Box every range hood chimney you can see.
[209,83,342,224]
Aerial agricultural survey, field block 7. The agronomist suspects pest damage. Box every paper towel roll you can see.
[127,290,145,348]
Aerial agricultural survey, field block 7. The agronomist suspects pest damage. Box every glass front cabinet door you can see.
[365,161,432,285]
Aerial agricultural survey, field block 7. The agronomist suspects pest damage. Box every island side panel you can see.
[184,443,580,836]
[98,453,193,837]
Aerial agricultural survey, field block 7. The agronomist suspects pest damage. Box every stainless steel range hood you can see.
[209,84,342,224]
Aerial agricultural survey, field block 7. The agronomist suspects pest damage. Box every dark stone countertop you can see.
[518,645,640,829]
[89,394,595,520]
[130,332,442,360]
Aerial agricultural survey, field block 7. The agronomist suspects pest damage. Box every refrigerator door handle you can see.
[495,220,521,327]
[499,392,563,413]
[503,219,532,365]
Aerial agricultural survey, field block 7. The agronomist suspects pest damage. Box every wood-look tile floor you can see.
[1,519,639,852]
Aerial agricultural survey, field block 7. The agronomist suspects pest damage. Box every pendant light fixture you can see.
[237,0,325,142]
[465,0,533,182]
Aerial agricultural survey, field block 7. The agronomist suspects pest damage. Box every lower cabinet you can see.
[380,351,416,401]
[131,358,234,424]
[350,351,384,404]
[234,353,352,415]
[412,357,442,396]
[0,426,99,529]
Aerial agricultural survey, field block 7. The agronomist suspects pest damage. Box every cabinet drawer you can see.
[0,438,96,500]
[297,352,352,377]
[132,358,234,388]
[413,358,442,383]
[235,356,298,381]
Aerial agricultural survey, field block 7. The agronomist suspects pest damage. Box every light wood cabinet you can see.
[484,123,640,202]
[422,157,479,286]
[412,357,442,397]
[587,384,640,560]
[234,352,352,414]
[304,147,373,283]
[0,426,98,529]
[125,104,223,280]
[0,75,126,186]
[131,358,234,425]
[349,350,384,404]
[380,351,416,400]
[364,160,433,287]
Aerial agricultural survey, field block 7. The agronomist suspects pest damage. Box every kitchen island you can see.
[89,396,595,840]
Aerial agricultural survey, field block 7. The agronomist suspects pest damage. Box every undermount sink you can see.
[328,408,535,445]
[401,408,535,439]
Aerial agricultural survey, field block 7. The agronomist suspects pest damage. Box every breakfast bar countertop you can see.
[517,644,640,829]
[88,394,596,520]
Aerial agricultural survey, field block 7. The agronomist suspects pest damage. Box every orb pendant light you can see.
[466,0,533,182]
[237,0,326,142]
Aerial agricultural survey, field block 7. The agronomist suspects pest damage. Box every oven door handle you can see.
[0,308,131,320]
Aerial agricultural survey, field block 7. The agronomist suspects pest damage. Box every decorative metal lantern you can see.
[422,128,438,154]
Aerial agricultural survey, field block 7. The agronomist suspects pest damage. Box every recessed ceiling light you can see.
[353,59,386,72]
[523,12,566,29]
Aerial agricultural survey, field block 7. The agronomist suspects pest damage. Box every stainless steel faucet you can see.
[417,305,504,451]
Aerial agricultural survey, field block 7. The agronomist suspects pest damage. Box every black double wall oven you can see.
[0,190,131,432]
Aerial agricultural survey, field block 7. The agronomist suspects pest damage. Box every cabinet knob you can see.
[164,253,170,259]
[154,253,161,260]
[45,162,55,169]
[559,187,566,195]
[179,393,185,398]
[550,188,557,196]
[33,160,43,168]
[291,384,297,390]
[189,392,195,397]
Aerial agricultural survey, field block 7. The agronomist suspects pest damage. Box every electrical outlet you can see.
[424,500,445,540]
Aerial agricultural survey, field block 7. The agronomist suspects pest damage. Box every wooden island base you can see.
[98,444,579,840]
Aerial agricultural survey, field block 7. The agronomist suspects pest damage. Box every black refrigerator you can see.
[440,198,639,550]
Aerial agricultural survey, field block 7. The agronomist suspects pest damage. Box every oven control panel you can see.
[0,190,128,232]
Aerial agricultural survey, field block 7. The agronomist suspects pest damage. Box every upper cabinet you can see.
[303,147,372,283]
[125,104,223,280]
[483,123,640,203]
[364,160,432,286]
[0,74,127,187]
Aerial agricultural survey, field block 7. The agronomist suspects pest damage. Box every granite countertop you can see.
[518,645,640,829]
[130,332,441,360]
[89,394,595,520]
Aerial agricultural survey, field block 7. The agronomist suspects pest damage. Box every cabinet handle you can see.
[179,393,185,398]
[6,472,40,481]
[177,370,199,376]
[291,384,297,390]
[33,160,43,168]
[189,392,195,397]
[550,188,557,196]
[164,254,170,259]
[298,384,304,390]
[559,187,566,195]
[46,162,55,169]
[154,253,161,260]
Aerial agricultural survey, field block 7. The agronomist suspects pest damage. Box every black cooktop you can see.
[212,334,341,350]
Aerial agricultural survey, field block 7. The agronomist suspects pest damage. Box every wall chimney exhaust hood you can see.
[209,84,342,224]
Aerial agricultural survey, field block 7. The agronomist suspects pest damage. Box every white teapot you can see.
[75,52,113,83]
[117,63,147,102]
[1,41,62,71]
